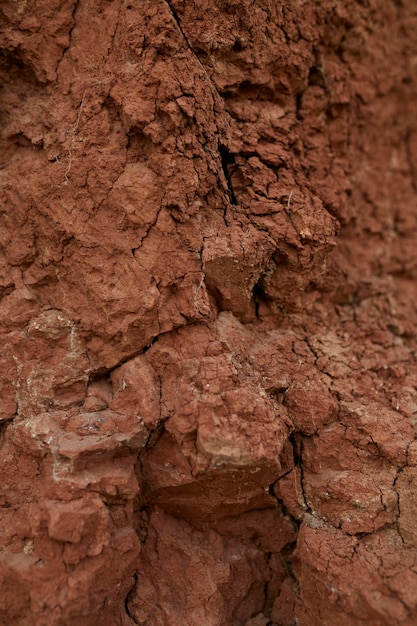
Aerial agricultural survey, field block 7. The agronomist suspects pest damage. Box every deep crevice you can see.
[123,573,138,623]
[164,0,190,48]
[87,335,160,382]
[219,144,238,205]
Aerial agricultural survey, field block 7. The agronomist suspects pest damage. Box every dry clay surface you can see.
[1,1,417,625]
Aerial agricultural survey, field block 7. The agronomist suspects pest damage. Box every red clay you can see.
[1,1,417,624]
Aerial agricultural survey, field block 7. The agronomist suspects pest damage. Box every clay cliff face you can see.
[1,1,417,624]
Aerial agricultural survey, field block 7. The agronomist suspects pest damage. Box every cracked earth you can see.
[1,0,417,624]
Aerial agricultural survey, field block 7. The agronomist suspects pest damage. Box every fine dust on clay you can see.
[1,1,417,625]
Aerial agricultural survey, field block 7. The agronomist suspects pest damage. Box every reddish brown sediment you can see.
[1,1,417,624]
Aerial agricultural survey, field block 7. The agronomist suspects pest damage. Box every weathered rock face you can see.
[1,0,417,624]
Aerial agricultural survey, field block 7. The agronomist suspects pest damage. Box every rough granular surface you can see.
[1,1,417,624]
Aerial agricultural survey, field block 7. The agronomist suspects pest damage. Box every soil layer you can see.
[1,1,417,624]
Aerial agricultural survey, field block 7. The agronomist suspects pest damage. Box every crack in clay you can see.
[55,0,80,76]
[163,0,224,104]
[2,1,417,624]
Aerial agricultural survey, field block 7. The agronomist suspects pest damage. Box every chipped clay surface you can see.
[1,1,417,624]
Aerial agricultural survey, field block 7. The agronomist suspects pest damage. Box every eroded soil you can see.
[1,1,417,624]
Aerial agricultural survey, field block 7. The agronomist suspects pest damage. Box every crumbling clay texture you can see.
[1,0,417,624]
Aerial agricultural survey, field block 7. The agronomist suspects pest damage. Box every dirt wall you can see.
[1,1,417,624]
